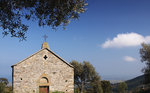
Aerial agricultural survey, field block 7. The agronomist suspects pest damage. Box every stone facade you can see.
[12,42,74,93]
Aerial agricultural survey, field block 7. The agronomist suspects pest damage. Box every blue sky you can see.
[0,0,150,81]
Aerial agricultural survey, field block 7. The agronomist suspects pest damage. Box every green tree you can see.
[0,78,9,93]
[0,0,88,40]
[0,82,5,93]
[101,80,112,93]
[0,78,9,85]
[140,43,150,84]
[117,82,128,93]
[6,86,13,93]
[70,60,103,93]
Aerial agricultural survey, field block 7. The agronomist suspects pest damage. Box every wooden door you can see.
[39,86,49,93]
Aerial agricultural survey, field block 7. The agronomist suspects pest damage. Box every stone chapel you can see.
[11,42,74,93]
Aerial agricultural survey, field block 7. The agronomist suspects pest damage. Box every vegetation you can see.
[140,43,150,84]
[52,91,64,93]
[0,0,88,40]
[125,75,144,90]
[0,77,12,93]
[70,60,103,93]
[0,82,5,93]
[0,78,8,85]
[101,80,112,93]
[117,82,128,93]
[131,83,150,93]
[112,74,150,93]
[4,86,12,93]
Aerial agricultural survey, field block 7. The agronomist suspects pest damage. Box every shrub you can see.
[0,83,6,93]
[52,91,64,93]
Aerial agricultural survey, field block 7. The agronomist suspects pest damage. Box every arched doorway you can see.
[37,74,50,93]
[39,77,49,93]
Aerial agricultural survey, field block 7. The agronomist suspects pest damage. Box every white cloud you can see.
[123,56,136,62]
[101,32,150,48]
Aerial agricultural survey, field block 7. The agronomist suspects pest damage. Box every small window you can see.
[43,55,48,60]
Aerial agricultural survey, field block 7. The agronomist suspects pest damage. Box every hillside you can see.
[125,75,144,90]
[112,75,145,92]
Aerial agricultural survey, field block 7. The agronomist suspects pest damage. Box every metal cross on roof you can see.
[43,35,48,42]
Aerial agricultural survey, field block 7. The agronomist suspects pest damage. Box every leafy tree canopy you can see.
[0,78,8,85]
[0,78,9,93]
[0,83,5,93]
[70,60,103,93]
[140,43,150,84]
[0,0,88,40]
[118,82,128,93]
[101,80,112,93]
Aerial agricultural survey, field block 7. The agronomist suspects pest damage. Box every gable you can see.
[12,48,74,68]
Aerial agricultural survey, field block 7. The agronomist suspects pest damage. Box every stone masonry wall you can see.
[12,49,74,93]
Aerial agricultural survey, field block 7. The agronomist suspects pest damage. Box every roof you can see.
[11,48,74,68]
